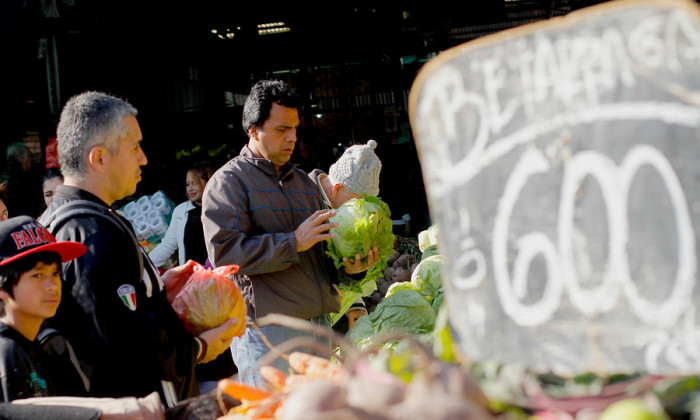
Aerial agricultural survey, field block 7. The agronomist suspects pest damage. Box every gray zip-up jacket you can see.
[202,146,340,322]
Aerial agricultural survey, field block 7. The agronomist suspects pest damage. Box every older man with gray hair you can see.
[40,91,238,405]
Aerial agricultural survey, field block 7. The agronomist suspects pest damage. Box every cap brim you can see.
[0,241,87,266]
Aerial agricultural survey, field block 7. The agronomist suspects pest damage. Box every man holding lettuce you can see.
[202,80,375,386]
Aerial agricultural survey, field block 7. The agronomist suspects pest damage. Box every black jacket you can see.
[39,186,200,405]
[0,323,54,402]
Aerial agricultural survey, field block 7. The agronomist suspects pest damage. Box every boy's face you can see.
[5,261,61,321]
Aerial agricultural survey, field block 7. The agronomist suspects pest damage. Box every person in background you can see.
[148,161,236,393]
[0,184,8,221]
[0,216,87,401]
[203,80,344,387]
[309,139,383,333]
[41,168,64,209]
[149,162,213,268]
[39,91,238,405]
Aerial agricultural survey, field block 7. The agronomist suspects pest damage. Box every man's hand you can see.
[347,308,368,329]
[295,210,337,252]
[343,246,380,275]
[197,317,240,364]
[162,259,198,303]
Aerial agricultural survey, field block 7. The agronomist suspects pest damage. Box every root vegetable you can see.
[288,352,345,383]
[378,280,391,296]
[392,267,409,283]
[383,267,394,281]
[386,251,400,266]
[260,365,287,391]
[219,378,272,402]
[396,254,409,269]
[397,375,494,420]
[345,373,405,413]
[279,380,349,420]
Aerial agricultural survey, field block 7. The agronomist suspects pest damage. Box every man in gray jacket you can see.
[202,80,342,386]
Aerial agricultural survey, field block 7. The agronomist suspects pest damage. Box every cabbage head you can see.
[410,255,443,300]
[369,289,436,335]
[345,314,374,350]
[385,281,418,298]
[418,224,439,252]
[420,244,439,261]
[326,195,395,269]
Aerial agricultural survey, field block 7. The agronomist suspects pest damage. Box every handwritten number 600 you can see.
[493,145,695,328]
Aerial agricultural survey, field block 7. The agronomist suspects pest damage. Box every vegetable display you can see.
[206,224,700,419]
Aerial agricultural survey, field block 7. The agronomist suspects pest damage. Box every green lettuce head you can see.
[369,289,436,335]
[410,254,443,300]
[326,195,395,269]
[418,224,439,252]
[385,281,418,298]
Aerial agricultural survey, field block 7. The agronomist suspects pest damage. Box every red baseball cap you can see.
[0,216,86,266]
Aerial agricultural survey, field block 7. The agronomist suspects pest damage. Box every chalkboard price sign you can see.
[409,0,700,375]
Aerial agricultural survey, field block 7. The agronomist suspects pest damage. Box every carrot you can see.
[218,378,273,402]
[260,365,287,390]
[282,374,317,393]
[288,352,345,383]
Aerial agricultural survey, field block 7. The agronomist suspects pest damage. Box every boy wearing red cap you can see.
[0,216,85,401]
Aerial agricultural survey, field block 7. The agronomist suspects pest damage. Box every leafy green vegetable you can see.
[327,195,395,325]
[326,195,395,269]
[432,303,456,363]
[420,244,440,261]
[410,255,443,301]
[385,281,418,298]
[430,291,444,312]
[369,289,436,335]
[331,276,377,325]
[418,224,439,252]
[345,313,374,349]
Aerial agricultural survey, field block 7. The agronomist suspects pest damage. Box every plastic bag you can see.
[172,262,247,337]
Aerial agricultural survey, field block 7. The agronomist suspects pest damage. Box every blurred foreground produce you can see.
[215,314,493,420]
[172,262,247,337]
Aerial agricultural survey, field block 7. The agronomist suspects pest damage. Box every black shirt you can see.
[0,323,54,401]
[183,204,208,265]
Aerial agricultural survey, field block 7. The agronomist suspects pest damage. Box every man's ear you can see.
[87,146,108,173]
[0,289,10,301]
[248,126,259,141]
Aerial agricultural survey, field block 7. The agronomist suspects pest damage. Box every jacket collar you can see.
[240,145,296,181]
[53,185,110,208]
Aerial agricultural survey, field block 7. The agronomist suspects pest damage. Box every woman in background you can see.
[41,168,64,209]
[149,161,236,392]
[149,162,213,267]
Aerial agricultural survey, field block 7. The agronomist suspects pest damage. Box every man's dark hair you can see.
[242,80,299,134]
[0,252,62,316]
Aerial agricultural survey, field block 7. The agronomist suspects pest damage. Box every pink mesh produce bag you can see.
[172,262,247,337]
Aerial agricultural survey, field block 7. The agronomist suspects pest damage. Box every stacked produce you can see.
[207,221,700,419]
[367,236,422,313]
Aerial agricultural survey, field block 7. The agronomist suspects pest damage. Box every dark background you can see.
[0,0,609,233]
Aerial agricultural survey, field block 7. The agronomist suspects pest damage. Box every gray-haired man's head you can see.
[57,91,138,178]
